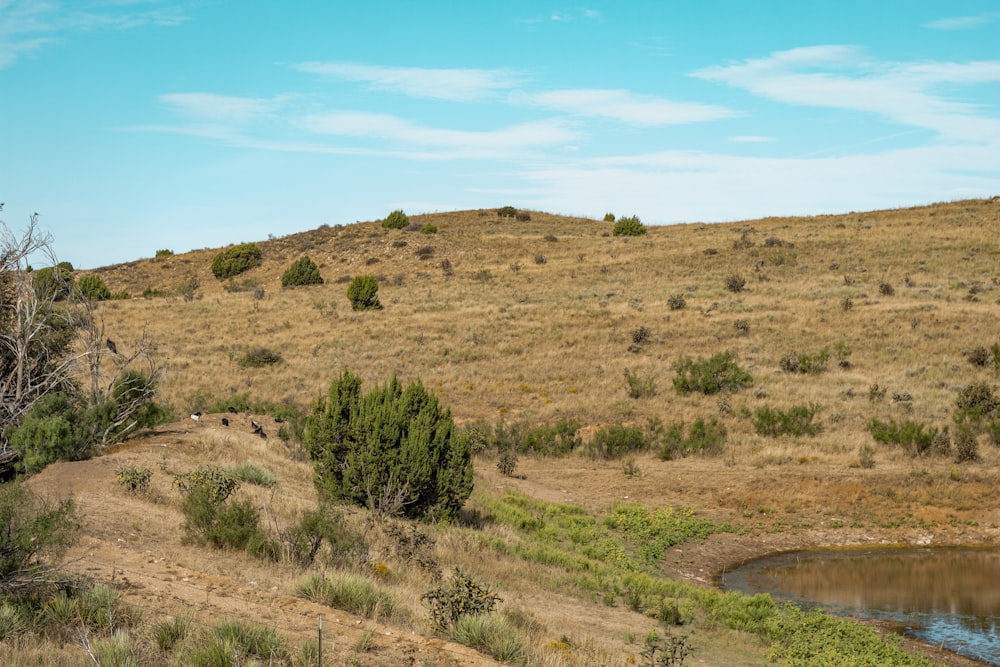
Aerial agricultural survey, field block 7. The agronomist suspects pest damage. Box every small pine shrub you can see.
[673,352,753,395]
[603,212,615,222]
[725,274,746,293]
[154,248,174,258]
[32,265,74,301]
[496,206,518,218]
[612,215,646,236]
[211,243,262,280]
[382,209,410,229]
[347,275,382,310]
[76,274,111,301]
[420,224,438,234]
[281,256,324,287]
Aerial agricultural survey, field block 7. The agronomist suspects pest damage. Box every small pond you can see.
[720,546,1000,665]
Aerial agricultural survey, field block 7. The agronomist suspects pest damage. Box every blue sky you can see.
[1,1,998,269]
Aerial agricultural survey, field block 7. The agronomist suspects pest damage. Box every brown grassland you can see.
[17,197,1000,666]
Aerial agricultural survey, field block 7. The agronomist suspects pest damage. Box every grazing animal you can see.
[227,406,237,414]
[250,420,262,432]
[106,338,118,354]
[190,412,202,422]
[257,429,267,440]
[221,418,229,427]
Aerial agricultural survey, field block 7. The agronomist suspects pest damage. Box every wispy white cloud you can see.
[692,45,1000,142]
[526,88,737,126]
[300,111,578,157]
[925,14,995,30]
[293,61,521,102]
[0,0,187,68]
[158,92,296,124]
[518,8,602,24]
[730,135,775,143]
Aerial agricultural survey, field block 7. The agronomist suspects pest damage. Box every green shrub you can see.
[110,289,130,300]
[624,368,657,398]
[238,346,283,368]
[154,248,174,258]
[497,452,518,477]
[779,349,830,374]
[32,265,74,301]
[673,352,753,395]
[753,404,822,437]
[210,243,262,280]
[180,484,277,558]
[421,568,502,632]
[347,274,382,310]
[667,293,686,310]
[172,466,240,503]
[658,418,728,459]
[483,419,582,457]
[588,424,649,459]
[496,206,518,218]
[382,209,410,229]
[225,461,277,488]
[867,418,938,455]
[954,424,980,463]
[281,255,324,287]
[282,504,365,568]
[0,481,78,595]
[76,274,111,301]
[612,215,646,236]
[116,465,152,492]
[297,572,395,619]
[603,212,616,222]
[305,371,473,522]
[141,286,167,299]
[955,382,998,422]
[182,619,287,665]
[420,224,438,234]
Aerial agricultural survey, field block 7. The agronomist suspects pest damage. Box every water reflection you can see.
[720,547,1000,665]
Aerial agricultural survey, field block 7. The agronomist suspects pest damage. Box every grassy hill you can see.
[13,198,1000,666]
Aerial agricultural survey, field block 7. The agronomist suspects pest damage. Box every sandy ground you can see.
[25,417,1000,666]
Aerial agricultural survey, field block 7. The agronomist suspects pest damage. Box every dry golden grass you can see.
[90,199,1000,468]
[27,198,995,667]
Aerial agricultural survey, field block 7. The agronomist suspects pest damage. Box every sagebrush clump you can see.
[673,352,753,395]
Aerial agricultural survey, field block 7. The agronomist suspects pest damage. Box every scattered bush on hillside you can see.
[656,418,728,459]
[305,371,473,522]
[667,293,686,310]
[588,424,649,460]
[116,465,152,493]
[879,281,895,296]
[421,568,501,632]
[237,346,283,368]
[420,224,438,234]
[347,275,382,310]
[471,419,582,457]
[868,418,938,456]
[211,243,262,280]
[496,206,518,218]
[32,265,74,301]
[753,404,822,437]
[673,352,753,396]
[954,382,998,422]
[779,349,830,374]
[281,255,324,287]
[613,215,646,237]
[76,274,111,301]
[141,286,167,299]
[415,245,435,260]
[516,211,531,221]
[603,212,616,222]
[110,289,130,300]
[734,319,750,336]
[497,452,518,477]
[725,274,746,293]
[624,368,657,398]
[382,209,410,230]
[154,248,173,258]
[954,424,980,463]
[0,480,79,596]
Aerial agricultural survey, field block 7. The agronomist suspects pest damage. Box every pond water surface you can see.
[719,546,1000,665]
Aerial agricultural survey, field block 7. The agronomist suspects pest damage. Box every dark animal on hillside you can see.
[221,418,229,427]
[227,406,238,414]
[106,338,118,355]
